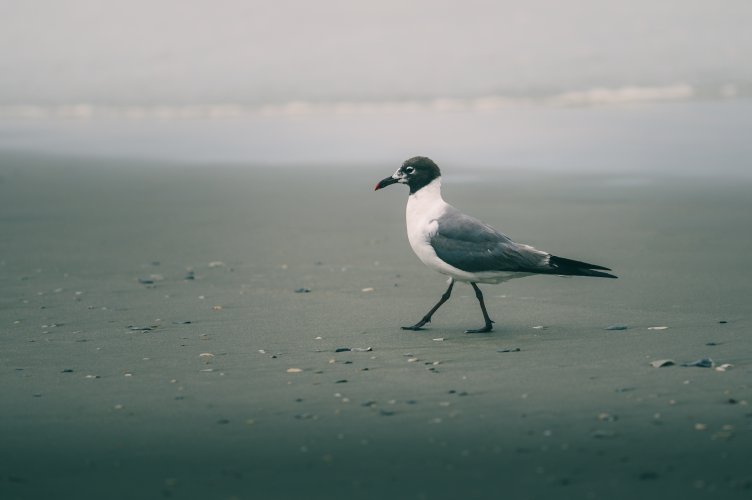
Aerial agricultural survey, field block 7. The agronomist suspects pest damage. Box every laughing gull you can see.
[374,156,617,333]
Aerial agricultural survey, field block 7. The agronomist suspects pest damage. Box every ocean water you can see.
[1,96,750,178]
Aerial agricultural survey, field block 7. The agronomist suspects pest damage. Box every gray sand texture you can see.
[1,154,751,499]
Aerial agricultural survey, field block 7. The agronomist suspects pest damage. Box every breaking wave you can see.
[1,83,749,120]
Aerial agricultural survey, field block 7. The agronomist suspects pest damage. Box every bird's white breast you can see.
[405,179,450,272]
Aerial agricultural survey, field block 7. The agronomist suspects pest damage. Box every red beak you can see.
[374,176,399,191]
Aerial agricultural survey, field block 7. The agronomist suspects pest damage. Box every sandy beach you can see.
[1,152,750,499]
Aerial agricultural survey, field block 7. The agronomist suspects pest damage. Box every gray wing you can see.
[431,207,550,273]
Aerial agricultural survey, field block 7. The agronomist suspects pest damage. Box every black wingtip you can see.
[587,270,619,279]
[549,255,618,279]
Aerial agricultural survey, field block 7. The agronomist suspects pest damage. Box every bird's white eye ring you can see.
[405,166,415,174]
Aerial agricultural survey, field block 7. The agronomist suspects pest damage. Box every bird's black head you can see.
[374,156,442,194]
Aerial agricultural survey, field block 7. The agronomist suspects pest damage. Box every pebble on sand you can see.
[128,325,155,332]
[712,427,734,441]
[650,359,675,368]
[294,288,311,293]
[334,347,372,353]
[497,347,521,353]
[605,324,628,331]
[681,358,713,368]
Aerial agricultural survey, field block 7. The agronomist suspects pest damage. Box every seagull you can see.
[374,156,617,333]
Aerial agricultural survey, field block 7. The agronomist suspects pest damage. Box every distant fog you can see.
[2,0,751,105]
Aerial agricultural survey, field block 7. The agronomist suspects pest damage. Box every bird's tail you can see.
[548,255,617,279]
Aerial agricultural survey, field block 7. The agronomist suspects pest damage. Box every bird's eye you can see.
[405,166,415,174]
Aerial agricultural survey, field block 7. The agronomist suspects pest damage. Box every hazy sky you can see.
[2,0,751,104]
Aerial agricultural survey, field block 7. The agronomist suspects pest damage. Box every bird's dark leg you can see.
[466,282,494,333]
[402,279,454,331]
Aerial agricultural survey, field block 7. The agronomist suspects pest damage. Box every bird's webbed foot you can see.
[465,322,494,334]
[402,318,430,331]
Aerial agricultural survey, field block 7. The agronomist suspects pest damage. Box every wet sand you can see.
[1,152,750,499]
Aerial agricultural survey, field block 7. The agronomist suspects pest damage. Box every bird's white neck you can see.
[408,177,444,204]
[406,177,447,226]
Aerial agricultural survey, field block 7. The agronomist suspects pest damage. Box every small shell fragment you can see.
[199,353,215,364]
[650,359,675,368]
[597,412,618,422]
[715,363,733,372]
[286,368,303,373]
[648,326,669,331]
[361,287,374,292]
